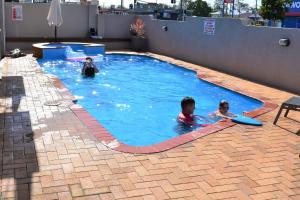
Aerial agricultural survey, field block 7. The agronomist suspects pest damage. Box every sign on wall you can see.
[203,19,215,35]
[224,0,234,3]
[12,5,23,21]
[286,0,300,16]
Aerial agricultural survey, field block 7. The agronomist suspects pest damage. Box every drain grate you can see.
[44,100,62,106]
[44,99,75,107]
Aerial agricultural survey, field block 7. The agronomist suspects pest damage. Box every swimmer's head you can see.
[219,100,229,113]
[181,97,195,115]
[86,57,93,63]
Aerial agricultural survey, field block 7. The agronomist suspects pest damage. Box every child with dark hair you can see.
[177,97,208,126]
[212,100,236,119]
[82,57,99,77]
[177,97,196,125]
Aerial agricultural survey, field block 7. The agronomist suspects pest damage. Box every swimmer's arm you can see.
[192,115,211,127]
[81,66,86,74]
[177,116,195,125]
[193,115,210,123]
[197,124,210,127]
[82,63,88,74]
[92,63,99,73]
[209,112,217,118]
[227,112,237,118]
[210,111,231,120]
[177,116,186,124]
[218,113,234,119]
[218,111,237,119]
[178,116,210,127]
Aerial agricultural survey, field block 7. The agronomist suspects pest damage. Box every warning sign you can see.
[203,19,215,35]
[12,5,23,21]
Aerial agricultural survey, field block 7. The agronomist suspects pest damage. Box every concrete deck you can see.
[0,53,299,200]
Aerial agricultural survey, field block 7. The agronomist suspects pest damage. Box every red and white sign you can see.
[12,5,23,21]
[224,0,234,3]
[203,19,216,36]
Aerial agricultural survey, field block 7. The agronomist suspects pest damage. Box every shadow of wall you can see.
[0,76,38,200]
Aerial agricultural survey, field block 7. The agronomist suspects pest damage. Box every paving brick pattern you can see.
[0,53,299,200]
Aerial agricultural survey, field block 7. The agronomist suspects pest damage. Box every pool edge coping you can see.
[46,53,278,154]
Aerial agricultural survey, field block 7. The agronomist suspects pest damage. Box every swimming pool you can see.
[39,53,263,147]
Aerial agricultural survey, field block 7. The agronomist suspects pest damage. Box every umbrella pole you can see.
[55,26,57,42]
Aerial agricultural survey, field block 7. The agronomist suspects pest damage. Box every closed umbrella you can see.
[47,0,63,42]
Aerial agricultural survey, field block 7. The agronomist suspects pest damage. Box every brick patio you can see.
[0,53,299,200]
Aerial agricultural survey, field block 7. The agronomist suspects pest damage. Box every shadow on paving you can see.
[0,76,38,200]
[0,76,25,112]
[275,113,300,135]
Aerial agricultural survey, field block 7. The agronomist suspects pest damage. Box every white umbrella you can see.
[47,0,63,42]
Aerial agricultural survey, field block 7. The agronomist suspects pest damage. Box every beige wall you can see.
[0,0,5,58]
[4,4,135,51]
[142,16,300,95]
[97,14,135,38]
[5,3,96,38]
[5,3,135,39]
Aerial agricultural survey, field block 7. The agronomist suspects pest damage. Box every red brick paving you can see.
[0,53,299,199]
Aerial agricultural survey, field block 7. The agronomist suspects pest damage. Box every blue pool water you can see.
[39,54,262,146]
[47,44,87,58]
[43,43,105,59]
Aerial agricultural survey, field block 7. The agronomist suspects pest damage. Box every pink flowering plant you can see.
[130,18,146,38]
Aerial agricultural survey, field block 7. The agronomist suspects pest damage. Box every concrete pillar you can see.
[0,0,6,58]
[88,5,97,30]
[97,15,105,38]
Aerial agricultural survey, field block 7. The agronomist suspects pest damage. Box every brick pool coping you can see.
[48,53,278,154]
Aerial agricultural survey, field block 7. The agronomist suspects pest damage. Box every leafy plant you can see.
[213,0,250,15]
[237,0,250,14]
[130,18,146,38]
[187,0,212,17]
[260,0,292,21]
[213,0,224,12]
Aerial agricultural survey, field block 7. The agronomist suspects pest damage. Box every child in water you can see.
[177,97,208,126]
[82,57,99,77]
[212,100,236,119]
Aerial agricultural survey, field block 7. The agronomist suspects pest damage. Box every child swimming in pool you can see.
[212,100,237,119]
[82,57,99,77]
[177,97,208,126]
